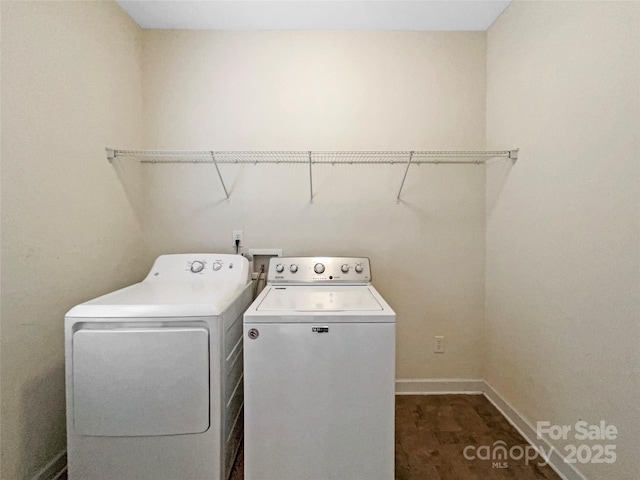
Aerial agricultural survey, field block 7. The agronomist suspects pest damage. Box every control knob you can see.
[354,263,364,274]
[341,264,350,273]
[290,264,298,273]
[190,261,205,273]
[275,264,284,273]
[212,261,222,271]
[314,263,325,274]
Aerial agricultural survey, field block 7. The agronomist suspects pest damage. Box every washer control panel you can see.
[267,257,371,284]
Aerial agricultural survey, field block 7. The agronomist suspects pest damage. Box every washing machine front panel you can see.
[72,325,209,437]
[243,321,395,480]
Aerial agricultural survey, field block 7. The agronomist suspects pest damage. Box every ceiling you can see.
[116,0,511,31]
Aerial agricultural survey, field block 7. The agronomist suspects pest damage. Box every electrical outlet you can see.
[434,336,445,353]
[232,230,243,247]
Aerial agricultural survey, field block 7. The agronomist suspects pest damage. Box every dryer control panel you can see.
[143,254,251,285]
[267,257,371,285]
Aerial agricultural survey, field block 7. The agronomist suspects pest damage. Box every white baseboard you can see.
[31,450,66,480]
[396,379,588,480]
[483,383,588,480]
[52,467,68,480]
[396,378,485,394]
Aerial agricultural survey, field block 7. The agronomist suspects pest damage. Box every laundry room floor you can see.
[230,394,562,480]
[58,395,561,480]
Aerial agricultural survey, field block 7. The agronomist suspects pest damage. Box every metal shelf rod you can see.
[134,159,507,165]
[397,151,414,204]
[210,152,229,199]
[308,151,314,204]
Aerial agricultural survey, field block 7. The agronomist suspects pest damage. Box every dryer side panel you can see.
[72,326,209,436]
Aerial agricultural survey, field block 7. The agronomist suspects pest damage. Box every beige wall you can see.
[0,2,151,478]
[8,3,637,479]
[136,30,488,380]
[486,2,640,479]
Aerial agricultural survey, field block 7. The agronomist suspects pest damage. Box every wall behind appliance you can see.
[0,2,151,478]
[133,30,489,380]
[486,2,640,479]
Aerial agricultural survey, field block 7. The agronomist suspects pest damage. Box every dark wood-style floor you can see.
[60,395,561,480]
[230,395,561,480]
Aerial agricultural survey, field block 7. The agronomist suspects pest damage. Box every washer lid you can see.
[257,286,383,312]
[66,281,246,318]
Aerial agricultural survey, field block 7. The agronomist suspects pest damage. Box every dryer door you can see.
[72,326,209,436]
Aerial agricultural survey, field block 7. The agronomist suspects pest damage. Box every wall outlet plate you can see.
[232,230,243,247]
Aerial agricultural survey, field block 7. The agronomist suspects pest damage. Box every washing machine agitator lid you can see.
[256,286,383,312]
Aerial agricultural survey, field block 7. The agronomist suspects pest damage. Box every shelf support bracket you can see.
[210,152,230,199]
[106,148,115,163]
[509,149,519,162]
[308,151,314,204]
[396,151,414,203]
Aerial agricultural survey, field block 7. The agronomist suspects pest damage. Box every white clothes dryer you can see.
[243,257,396,480]
[65,254,252,480]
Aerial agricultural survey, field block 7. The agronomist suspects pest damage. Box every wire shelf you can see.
[109,149,516,165]
[107,148,518,202]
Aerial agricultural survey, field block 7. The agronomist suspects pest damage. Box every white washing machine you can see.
[243,257,396,480]
[65,254,252,480]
